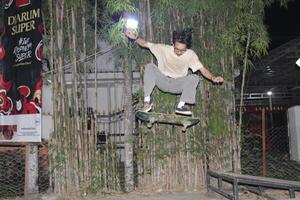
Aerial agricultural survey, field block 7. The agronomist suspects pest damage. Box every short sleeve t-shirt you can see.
[148,43,204,78]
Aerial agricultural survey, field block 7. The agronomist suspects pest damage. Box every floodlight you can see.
[267,91,272,96]
[125,18,138,30]
[296,58,300,67]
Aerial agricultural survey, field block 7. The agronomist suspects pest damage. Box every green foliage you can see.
[106,0,136,15]
[156,0,184,10]
[152,88,178,113]
[52,151,66,170]
[223,0,269,62]
[109,19,127,47]
[104,0,139,48]
[66,0,81,9]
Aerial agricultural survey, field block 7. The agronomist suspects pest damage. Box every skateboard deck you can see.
[136,111,200,131]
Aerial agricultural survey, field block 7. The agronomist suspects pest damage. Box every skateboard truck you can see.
[146,117,155,128]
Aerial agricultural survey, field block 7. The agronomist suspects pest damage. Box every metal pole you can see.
[261,108,267,176]
[269,96,274,129]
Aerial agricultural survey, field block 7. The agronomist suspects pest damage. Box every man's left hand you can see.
[212,76,224,83]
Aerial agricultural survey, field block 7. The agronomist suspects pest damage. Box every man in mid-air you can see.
[126,29,224,116]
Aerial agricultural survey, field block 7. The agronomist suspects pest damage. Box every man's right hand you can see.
[125,31,138,40]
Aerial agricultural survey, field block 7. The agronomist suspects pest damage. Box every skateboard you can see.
[136,111,200,132]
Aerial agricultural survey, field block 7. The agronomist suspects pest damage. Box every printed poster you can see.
[0,0,43,142]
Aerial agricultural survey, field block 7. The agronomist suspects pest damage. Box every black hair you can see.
[172,28,192,49]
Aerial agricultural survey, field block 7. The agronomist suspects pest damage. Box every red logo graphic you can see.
[4,0,13,9]
[0,46,6,60]
[17,85,41,114]
[0,90,13,115]
[16,0,31,7]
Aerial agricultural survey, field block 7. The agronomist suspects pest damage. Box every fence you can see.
[0,109,128,198]
[0,143,49,198]
[241,126,300,181]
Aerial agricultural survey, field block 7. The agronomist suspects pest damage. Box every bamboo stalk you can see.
[92,0,98,189]
[65,8,73,190]
[55,0,67,192]
[71,7,82,190]
[48,0,55,191]
[79,0,88,192]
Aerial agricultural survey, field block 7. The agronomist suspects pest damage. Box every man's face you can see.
[173,42,187,56]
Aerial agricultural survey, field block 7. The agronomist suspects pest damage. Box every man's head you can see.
[172,28,192,56]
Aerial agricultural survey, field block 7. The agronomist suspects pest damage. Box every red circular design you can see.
[0,46,6,60]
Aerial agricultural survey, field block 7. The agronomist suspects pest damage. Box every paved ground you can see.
[99,191,300,200]
[5,190,300,200]
[3,192,223,200]
[100,191,223,200]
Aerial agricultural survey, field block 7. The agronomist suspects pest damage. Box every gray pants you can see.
[144,63,199,104]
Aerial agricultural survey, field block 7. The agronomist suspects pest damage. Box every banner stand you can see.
[24,143,39,199]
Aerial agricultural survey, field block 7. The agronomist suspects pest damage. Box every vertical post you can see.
[24,144,39,199]
[289,189,295,198]
[261,108,267,176]
[217,177,223,190]
[268,96,273,129]
[233,178,239,200]
[124,44,134,192]
[206,171,211,192]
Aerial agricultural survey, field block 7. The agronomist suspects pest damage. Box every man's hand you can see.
[212,76,224,84]
[124,31,149,48]
[125,30,138,40]
[199,67,224,84]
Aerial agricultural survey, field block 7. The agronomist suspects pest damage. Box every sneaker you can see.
[141,102,153,112]
[175,105,192,116]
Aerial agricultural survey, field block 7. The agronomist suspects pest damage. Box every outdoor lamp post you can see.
[267,91,274,129]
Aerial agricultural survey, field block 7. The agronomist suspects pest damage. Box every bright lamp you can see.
[125,18,138,30]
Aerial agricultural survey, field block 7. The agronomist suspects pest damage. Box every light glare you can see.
[126,18,138,29]
[296,58,300,67]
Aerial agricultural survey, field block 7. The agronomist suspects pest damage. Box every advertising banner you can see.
[0,0,43,142]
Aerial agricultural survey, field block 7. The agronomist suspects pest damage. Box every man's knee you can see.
[187,74,199,86]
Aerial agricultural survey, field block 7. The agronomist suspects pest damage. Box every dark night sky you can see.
[265,1,300,50]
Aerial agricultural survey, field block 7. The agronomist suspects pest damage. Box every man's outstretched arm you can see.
[200,67,224,83]
[125,31,149,49]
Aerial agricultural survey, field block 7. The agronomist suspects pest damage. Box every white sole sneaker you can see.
[175,110,192,116]
[141,103,153,112]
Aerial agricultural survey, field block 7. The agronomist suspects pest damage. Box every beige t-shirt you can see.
[148,43,204,78]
